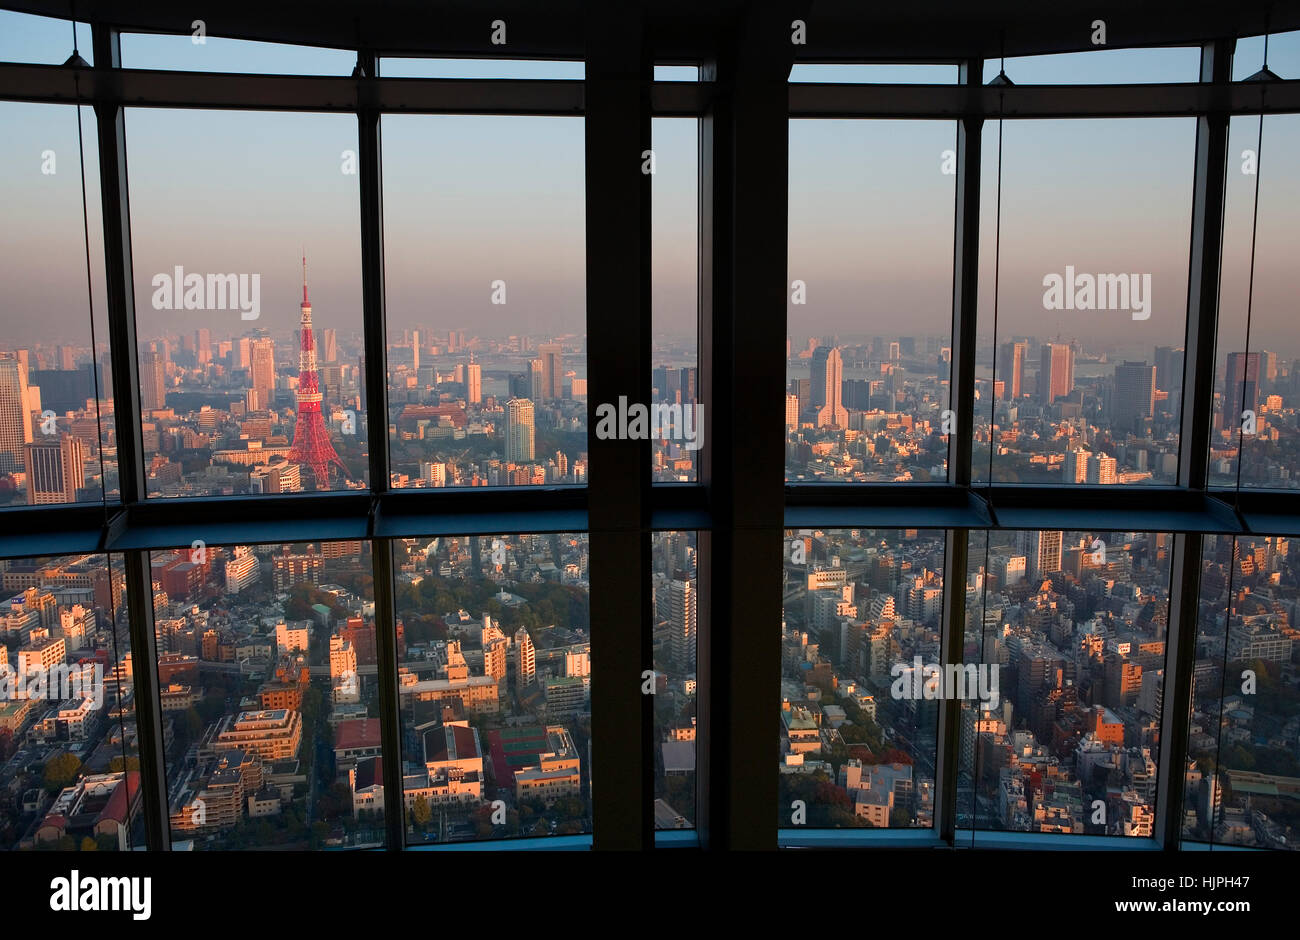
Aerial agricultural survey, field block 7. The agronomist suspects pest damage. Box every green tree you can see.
[43,753,82,794]
[411,795,432,829]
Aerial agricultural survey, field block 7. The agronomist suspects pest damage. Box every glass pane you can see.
[0,552,138,850]
[789,63,958,83]
[0,103,113,508]
[981,47,1200,84]
[653,530,696,828]
[121,33,354,74]
[974,119,1195,486]
[654,65,700,81]
[0,11,92,65]
[788,120,956,483]
[391,532,591,844]
[124,109,366,497]
[1232,31,1300,81]
[382,115,585,489]
[652,118,700,482]
[780,528,944,830]
[1183,534,1298,849]
[380,58,583,79]
[960,529,1172,839]
[1211,114,1300,489]
[156,539,386,849]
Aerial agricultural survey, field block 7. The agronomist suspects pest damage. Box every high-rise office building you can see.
[1063,448,1090,484]
[58,345,76,370]
[411,329,420,372]
[467,361,482,405]
[1026,530,1063,582]
[194,328,212,365]
[1087,453,1118,485]
[0,354,35,474]
[815,347,848,428]
[23,435,84,504]
[529,359,544,402]
[1113,361,1156,431]
[506,397,535,463]
[250,338,276,411]
[514,627,535,691]
[1154,345,1184,394]
[323,328,337,364]
[1040,343,1074,404]
[811,346,831,410]
[998,341,1026,401]
[1223,352,1261,429]
[538,343,563,401]
[785,394,800,428]
[235,336,252,369]
[669,577,696,672]
[140,347,166,413]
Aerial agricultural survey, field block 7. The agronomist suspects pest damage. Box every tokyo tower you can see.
[288,256,348,488]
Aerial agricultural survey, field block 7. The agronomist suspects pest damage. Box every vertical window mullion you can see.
[586,8,653,850]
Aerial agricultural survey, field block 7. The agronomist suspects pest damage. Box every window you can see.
[392,533,590,843]
[0,102,112,507]
[381,115,585,489]
[787,120,956,483]
[974,119,1195,486]
[124,109,365,497]
[153,539,386,849]
[781,529,944,830]
[0,552,137,851]
[653,530,696,828]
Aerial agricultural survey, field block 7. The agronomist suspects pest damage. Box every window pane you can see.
[780,528,944,830]
[392,532,591,844]
[1210,114,1300,489]
[1232,31,1300,81]
[981,47,1200,84]
[653,118,699,482]
[0,103,114,508]
[653,530,696,828]
[121,33,354,74]
[789,63,958,83]
[156,539,386,849]
[654,65,700,81]
[973,119,1195,486]
[0,552,138,850]
[0,11,92,65]
[960,529,1172,838]
[1182,534,1298,850]
[380,58,583,79]
[382,115,585,489]
[125,109,366,497]
[788,120,956,483]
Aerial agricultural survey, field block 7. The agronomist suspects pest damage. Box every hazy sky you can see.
[2,9,1298,361]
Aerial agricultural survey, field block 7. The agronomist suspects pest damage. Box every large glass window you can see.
[780,528,945,830]
[0,553,137,851]
[0,103,113,508]
[960,529,1172,838]
[154,539,386,849]
[973,120,1195,486]
[124,109,366,497]
[787,121,956,483]
[653,530,697,828]
[381,115,586,489]
[392,532,591,843]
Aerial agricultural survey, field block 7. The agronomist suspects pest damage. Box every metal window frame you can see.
[3,9,1300,854]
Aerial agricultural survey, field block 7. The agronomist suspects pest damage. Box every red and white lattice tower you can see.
[288,256,348,488]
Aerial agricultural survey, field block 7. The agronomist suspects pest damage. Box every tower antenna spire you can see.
[302,251,308,304]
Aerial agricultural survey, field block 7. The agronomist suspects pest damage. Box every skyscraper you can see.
[1040,343,1074,404]
[250,338,276,411]
[538,343,563,401]
[1113,360,1156,431]
[1224,351,1261,430]
[811,346,831,410]
[529,359,544,402]
[194,328,211,365]
[816,347,848,428]
[23,435,85,504]
[323,328,338,364]
[1153,345,1184,394]
[506,397,535,463]
[669,576,696,672]
[998,341,1026,401]
[1026,530,1063,582]
[140,347,166,413]
[0,355,35,474]
[411,329,420,372]
[514,626,535,691]
[785,394,800,428]
[467,361,482,405]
